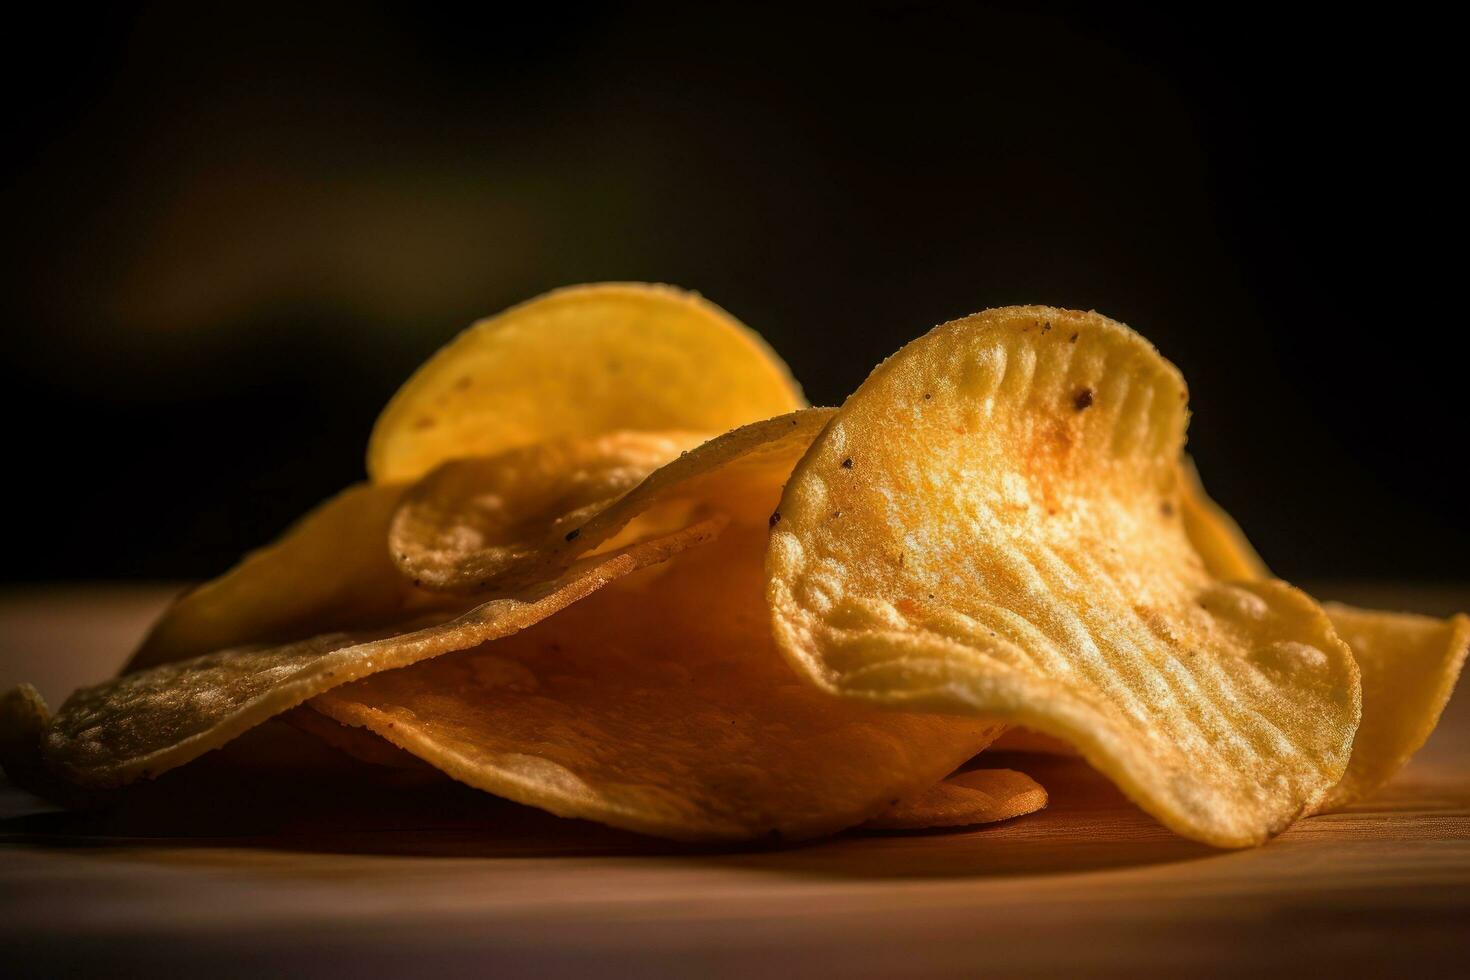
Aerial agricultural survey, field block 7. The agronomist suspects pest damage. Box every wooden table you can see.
[3,584,1468,977]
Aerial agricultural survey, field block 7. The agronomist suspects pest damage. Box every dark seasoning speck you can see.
[1073,388,1094,411]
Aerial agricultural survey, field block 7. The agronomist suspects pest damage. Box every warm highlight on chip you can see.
[2,284,1462,854]
[367,283,805,484]
[767,306,1362,846]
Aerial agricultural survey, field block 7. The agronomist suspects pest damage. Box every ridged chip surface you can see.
[1179,464,1468,809]
[768,306,1360,847]
[313,525,1003,842]
[367,282,805,484]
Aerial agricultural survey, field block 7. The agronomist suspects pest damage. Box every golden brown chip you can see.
[39,521,722,791]
[768,305,1361,847]
[312,525,1003,842]
[389,431,705,594]
[1178,456,1271,580]
[486,409,834,590]
[367,283,806,484]
[1179,463,1468,809]
[127,483,458,673]
[1316,603,1469,809]
[862,768,1048,830]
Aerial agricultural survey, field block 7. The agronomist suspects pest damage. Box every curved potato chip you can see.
[390,431,705,594]
[768,306,1360,847]
[39,521,723,791]
[862,768,1048,829]
[367,283,806,484]
[1178,456,1271,580]
[1179,463,1468,809]
[1317,603,1469,810]
[312,525,1003,842]
[484,409,834,590]
[127,483,457,673]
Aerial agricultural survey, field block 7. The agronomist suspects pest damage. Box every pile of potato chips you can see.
[3,284,1465,847]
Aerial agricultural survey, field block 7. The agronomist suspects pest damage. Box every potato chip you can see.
[478,409,835,590]
[37,521,722,792]
[1315,603,1469,809]
[367,283,806,484]
[1179,461,1469,809]
[767,305,1361,847]
[127,483,458,673]
[862,768,1048,829]
[389,431,704,594]
[1177,456,1271,580]
[312,525,1003,842]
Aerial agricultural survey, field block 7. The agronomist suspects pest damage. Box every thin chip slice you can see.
[280,706,432,771]
[367,283,806,484]
[390,431,705,594]
[1178,456,1271,580]
[483,409,834,591]
[127,483,458,673]
[862,768,1048,830]
[1179,463,1468,809]
[768,306,1361,848]
[39,521,722,792]
[1316,603,1469,809]
[312,525,1004,842]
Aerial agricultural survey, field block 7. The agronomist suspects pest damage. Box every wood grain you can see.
[2,585,1468,977]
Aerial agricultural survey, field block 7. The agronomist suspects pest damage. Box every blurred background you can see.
[2,2,1463,584]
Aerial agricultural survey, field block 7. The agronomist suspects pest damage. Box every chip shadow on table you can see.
[1,723,1221,880]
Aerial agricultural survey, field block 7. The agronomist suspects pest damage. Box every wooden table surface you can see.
[3,584,1468,978]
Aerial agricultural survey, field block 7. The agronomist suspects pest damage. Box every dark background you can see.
[2,3,1463,583]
